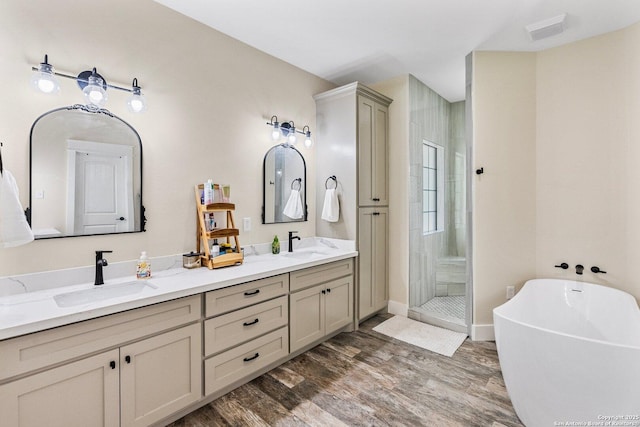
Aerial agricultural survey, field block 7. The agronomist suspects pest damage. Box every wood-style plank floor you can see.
[167,314,523,426]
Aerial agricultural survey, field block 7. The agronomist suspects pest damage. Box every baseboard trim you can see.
[471,324,495,341]
[387,300,408,317]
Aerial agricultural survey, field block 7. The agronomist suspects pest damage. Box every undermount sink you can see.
[54,281,155,308]
[281,249,330,259]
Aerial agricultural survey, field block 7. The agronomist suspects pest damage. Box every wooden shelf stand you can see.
[195,185,243,269]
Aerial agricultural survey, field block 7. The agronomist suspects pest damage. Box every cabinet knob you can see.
[321,289,326,294]
[110,361,116,369]
[125,355,131,364]
[326,288,331,293]
[243,318,259,326]
[243,353,260,362]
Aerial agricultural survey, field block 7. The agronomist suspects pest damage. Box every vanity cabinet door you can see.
[358,207,389,320]
[0,349,120,427]
[289,284,325,352]
[120,323,202,427]
[324,276,354,335]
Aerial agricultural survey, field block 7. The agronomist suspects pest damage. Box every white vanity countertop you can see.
[0,238,357,340]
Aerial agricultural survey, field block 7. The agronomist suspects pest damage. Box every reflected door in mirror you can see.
[30,105,144,238]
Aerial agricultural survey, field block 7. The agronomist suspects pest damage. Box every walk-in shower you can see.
[408,97,469,334]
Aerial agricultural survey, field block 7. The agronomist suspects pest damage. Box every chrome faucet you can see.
[95,250,113,286]
[288,231,301,252]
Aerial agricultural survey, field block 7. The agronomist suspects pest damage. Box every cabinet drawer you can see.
[204,295,288,356]
[205,274,289,317]
[0,295,201,382]
[204,326,288,395]
[289,259,353,292]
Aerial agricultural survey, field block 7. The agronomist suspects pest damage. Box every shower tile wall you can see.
[407,76,467,314]
[408,75,451,308]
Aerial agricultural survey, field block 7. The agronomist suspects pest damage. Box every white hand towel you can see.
[283,189,303,219]
[0,170,34,248]
[321,188,340,222]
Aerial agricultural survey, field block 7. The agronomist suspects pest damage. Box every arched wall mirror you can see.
[262,144,307,224]
[29,105,145,238]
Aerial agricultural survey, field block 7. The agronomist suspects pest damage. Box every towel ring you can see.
[325,175,337,189]
[291,178,301,191]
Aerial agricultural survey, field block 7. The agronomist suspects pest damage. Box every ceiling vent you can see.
[525,13,567,41]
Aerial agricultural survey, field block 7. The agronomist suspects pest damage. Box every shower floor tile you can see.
[418,296,465,321]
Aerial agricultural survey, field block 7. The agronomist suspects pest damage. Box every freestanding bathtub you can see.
[494,279,640,427]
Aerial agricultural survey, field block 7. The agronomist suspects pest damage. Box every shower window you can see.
[423,141,444,234]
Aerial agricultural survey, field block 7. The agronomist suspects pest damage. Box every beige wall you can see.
[473,22,640,325]
[472,52,538,325]
[535,23,640,300]
[0,0,334,276]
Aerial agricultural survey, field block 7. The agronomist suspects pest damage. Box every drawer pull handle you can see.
[244,289,260,296]
[110,361,116,369]
[243,318,259,326]
[243,352,260,362]
[373,198,380,201]
[125,355,131,364]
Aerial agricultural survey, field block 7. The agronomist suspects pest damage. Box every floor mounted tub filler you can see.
[494,279,640,426]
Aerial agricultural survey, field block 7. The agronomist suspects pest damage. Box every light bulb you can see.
[288,127,297,144]
[127,93,147,113]
[304,135,313,148]
[30,58,59,94]
[83,75,107,107]
[271,123,281,140]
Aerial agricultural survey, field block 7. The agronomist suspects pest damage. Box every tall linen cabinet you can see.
[314,82,392,322]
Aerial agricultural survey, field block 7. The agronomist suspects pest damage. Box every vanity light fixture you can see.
[266,116,313,148]
[30,54,147,112]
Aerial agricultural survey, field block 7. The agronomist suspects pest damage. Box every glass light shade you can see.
[288,127,297,144]
[83,75,107,107]
[30,63,59,94]
[127,92,147,113]
[304,132,313,148]
[271,122,281,140]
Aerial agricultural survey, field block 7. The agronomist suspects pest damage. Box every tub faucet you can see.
[575,264,584,275]
[95,250,113,286]
[288,231,301,252]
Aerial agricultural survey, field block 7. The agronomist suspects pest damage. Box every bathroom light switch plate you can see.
[243,217,251,231]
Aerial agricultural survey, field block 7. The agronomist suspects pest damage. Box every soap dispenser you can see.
[272,235,280,254]
[136,251,151,279]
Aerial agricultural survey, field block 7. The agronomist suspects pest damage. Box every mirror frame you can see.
[262,143,308,224]
[27,104,146,239]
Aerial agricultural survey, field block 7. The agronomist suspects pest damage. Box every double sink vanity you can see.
[0,237,357,427]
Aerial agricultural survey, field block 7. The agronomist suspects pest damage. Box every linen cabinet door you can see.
[289,284,325,353]
[358,95,388,206]
[358,207,389,321]
[0,349,120,427]
[324,276,353,334]
[119,323,202,427]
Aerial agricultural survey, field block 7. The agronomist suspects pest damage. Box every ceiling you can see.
[154,0,640,102]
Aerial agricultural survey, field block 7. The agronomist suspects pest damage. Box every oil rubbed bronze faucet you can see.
[95,250,113,285]
[575,264,584,275]
[288,231,301,252]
